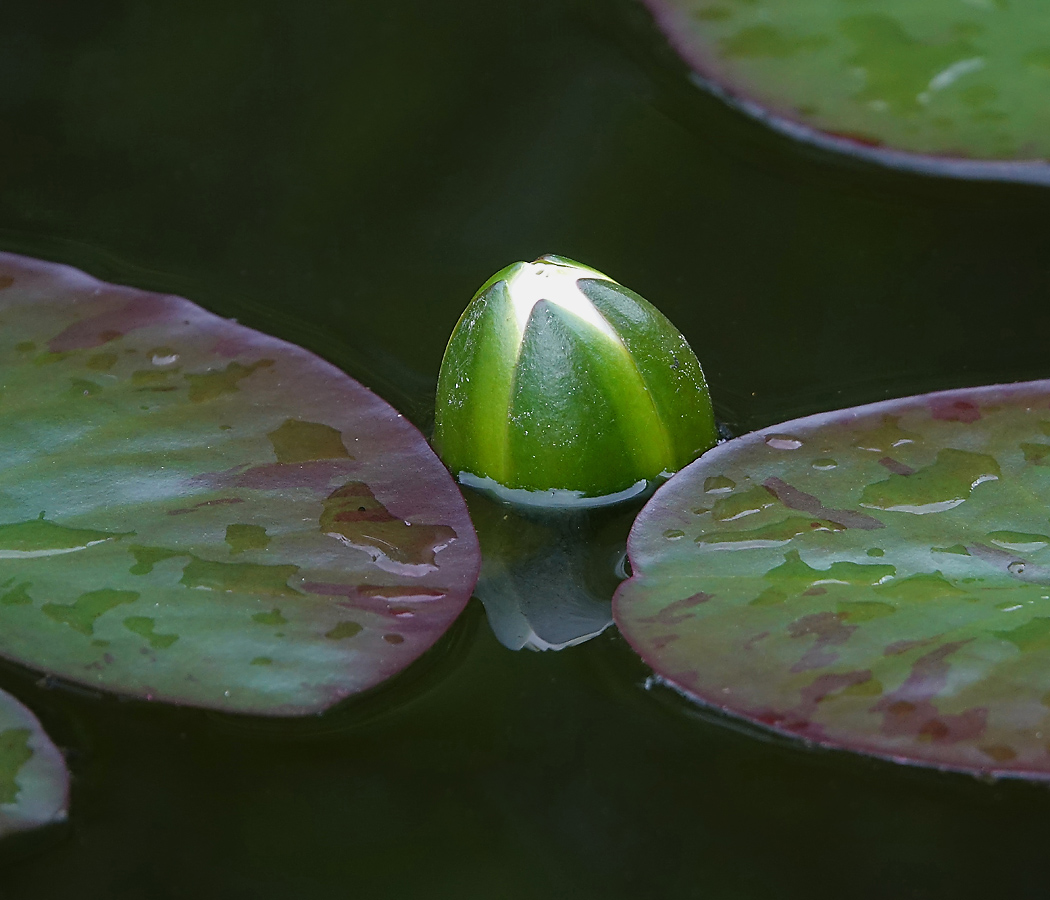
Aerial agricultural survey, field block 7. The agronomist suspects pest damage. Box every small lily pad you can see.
[0,688,68,837]
[644,0,1050,182]
[615,380,1050,778]
[0,253,480,715]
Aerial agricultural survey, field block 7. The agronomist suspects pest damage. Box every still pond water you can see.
[2,1,1050,897]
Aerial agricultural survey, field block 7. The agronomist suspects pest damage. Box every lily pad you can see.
[0,253,479,715]
[644,0,1050,182]
[0,688,68,838]
[615,379,1050,778]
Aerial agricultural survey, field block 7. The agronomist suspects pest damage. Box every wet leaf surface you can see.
[615,380,1050,778]
[644,0,1050,181]
[0,688,67,838]
[0,253,480,715]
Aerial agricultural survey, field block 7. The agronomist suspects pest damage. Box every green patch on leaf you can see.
[860,449,999,514]
[874,572,968,603]
[0,728,32,804]
[696,516,842,546]
[43,589,140,635]
[251,609,287,627]
[185,359,273,403]
[127,545,186,575]
[267,419,351,463]
[711,485,779,522]
[0,515,129,556]
[85,352,118,371]
[0,582,32,606]
[179,557,301,596]
[836,601,896,622]
[123,616,179,649]
[995,617,1050,652]
[225,524,270,555]
[325,621,363,640]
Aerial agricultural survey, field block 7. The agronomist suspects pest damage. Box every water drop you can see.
[615,551,632,580]
[1008,561,1027,576]
[663,529,685,540]
[812,458,837,469]
[766,434,802,450]
[704,475,735,494]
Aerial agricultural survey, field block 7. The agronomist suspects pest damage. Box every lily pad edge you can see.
[640,0,1050,187]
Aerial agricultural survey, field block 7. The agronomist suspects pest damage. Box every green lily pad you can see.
[0,252,480,716]
[0,689,68,838]
[644,0,1050,182]
[615,379,1050,778]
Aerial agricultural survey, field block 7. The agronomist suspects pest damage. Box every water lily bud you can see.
[434,254,717,507]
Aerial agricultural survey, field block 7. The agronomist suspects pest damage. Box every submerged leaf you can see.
[0,253,480,716]
[644,0,1050,182]
[0,688,68,837]
[615,380,1050,778]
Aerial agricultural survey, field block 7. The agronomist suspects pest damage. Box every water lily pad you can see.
[0,689,68,837]
[644,0,1050,182]
[0,253,479,715]
[614,379,1050,778]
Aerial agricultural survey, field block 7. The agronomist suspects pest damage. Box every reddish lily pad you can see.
[0,688,68,837]
[615,380,1050,778]
[644,0,1050,183]
[0,253,479,716]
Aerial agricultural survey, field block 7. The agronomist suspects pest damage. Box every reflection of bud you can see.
[434,254,717,507]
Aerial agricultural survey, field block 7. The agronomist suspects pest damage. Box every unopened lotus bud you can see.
[434,254,717,506]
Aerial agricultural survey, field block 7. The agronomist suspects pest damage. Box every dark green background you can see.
[1,1,1049,897]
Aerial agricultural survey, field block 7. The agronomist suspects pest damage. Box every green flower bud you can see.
[434,254,717,507]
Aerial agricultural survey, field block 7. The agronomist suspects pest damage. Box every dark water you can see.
[2,1,1050,897]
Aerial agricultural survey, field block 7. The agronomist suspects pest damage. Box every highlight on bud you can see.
[433,254,717,507]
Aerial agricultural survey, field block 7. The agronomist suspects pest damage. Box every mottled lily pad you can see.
[0,688,68,837]
[0,253,479,715]
[615,380,1050,778]
[644,0,1050,182]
